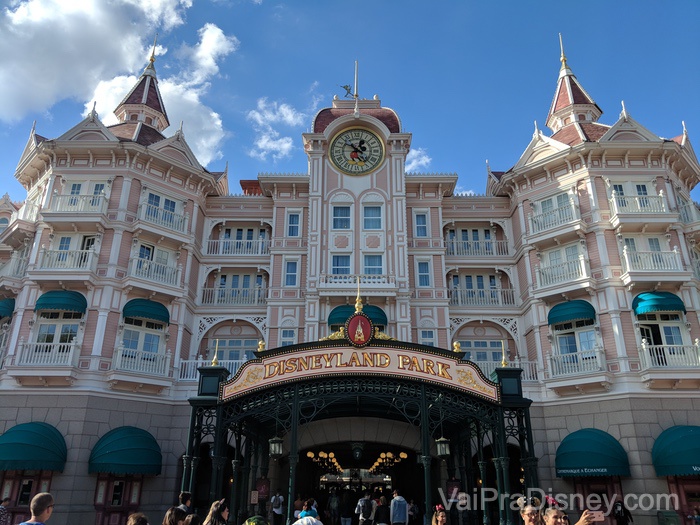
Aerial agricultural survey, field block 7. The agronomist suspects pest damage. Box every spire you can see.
[353,60,360,118]
[354,276,364,313]
[113,34,170,131]
[546,35,602,133]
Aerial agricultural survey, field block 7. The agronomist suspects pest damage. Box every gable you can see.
[160,147,190,164]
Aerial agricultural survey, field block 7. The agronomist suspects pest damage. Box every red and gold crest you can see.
[345,312,374,348]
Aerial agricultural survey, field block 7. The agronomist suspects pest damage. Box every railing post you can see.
[165,350,172,377]
[640,338,648,369]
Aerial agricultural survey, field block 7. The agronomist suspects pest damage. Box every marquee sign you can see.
[220,343,500,403]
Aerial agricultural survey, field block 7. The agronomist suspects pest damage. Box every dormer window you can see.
[145,117,152,125]
[130,114,138,121]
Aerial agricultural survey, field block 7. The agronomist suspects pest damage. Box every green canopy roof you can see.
[89,426,162,475]
[555,428,630,477]
[34,290,87,313]
[632,292,686,315]
[123,299,170,324]
[548,300,596,326]
[0,298,15,318]
[652,425,700,476]
[0,422,67,472]
[328,304,387,326]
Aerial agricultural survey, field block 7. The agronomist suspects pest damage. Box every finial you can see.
[212,339,219,366]
[354,275,364,313]
[149,33,158,67]
[620,100,628,121]
[500,340,508,367]
[558,33,568,70]
[453,341,461,353]
[353,60,360,118]
[533,120,540,137]
[258,340,266,352]
[486,159,491,175]
[31,120,36,134]
[683,121,687,135]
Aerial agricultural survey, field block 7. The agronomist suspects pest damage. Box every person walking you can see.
[356,491,377,525]
[18,493,54,525]
[390,490,408,525]
[271,490,286,525]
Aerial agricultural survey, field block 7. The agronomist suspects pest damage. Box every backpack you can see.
[273,496,282,509]
[613,504,624,519]
[360,499,372,520]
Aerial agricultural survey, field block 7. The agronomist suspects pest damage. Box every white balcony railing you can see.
[469,359,538,381]
[620,247,683,273]
[639,339,700,370]
[529,199,578,234]
[38,249,96,271]
[201,287,267,306]
[0,252,29,278]
[48,194,108,214]
[112,346,172,377]
[609,191,667,215]
[449,288,516,306]
[137,203,188,233]
[15,341,80,367]
[548,347,606,377]
[179,357,248,381]
[445,240,509,257]
[128,259,181,286]
[536,255,589,288]
[10,201,40,223]
[679,202,700,224]
[206,239,271,256]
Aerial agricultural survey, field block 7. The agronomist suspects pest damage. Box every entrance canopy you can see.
[652,425,700,476]
[89,426,162,475]
[328,304,387,326]
[555,428,630,477]
[0,422,67,472]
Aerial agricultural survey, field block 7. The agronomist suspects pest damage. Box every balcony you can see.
[620,247,690,286]
[29,249,98,284]
[105,347,173,394]
[206,239,271,256]
[4,340,81,386]
[528,199,579,235]
[0,252,29,279]
[201,287,267,306]
[41,194,108,229]
[124,259,183,297]
[468,358,539,382]
[609,191,675,231]
[445,240,509,257]
[317,274,397,296]
[178,358,248,381]
[533,255,594,299]
[544,347,612,395]
[136,203,189,236]
[679,201,700,225]
[448,288,517,307]
[638,340,700,389]
[0,202,39,249]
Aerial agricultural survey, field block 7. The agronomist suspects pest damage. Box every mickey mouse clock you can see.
[329,128,384,175]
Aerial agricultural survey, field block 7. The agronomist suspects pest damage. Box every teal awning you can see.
[632,292,686,315]
[328,304,388,326]
[548,300,596,325]
[89,426,162,475]
[34,290,87,313]
[123,299,170,324]
[555,428,630,477]
[0,422,67,472]
[0,298,15,318]
[652,425,700,476]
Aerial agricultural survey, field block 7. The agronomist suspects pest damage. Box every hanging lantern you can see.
[435,437,451,459]
[269,436,284,459]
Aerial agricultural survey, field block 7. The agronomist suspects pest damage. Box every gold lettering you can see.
[362,352,374,366]
[284,359,296,374]
[311,355,323,369]
[376,353,390,368]
[398,355,411,369]
[410,357,422,372]
[348,352,361,366]
[423,359,436,376]
[297,356,310,372]
[335,353,347,367]
[437,362,452,379]
[264,362,279,379]
[322,354,335,367]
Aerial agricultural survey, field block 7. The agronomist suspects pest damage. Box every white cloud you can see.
[0,0,193,122]
[181,23,240,85]
[405,147,432,172]
[246,98,306,161]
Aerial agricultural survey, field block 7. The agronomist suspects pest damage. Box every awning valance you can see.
[34,290,87,313]
[89,426,162,475]
[0,422,67,472]
[632,292,686,315]
[548,300,596,326]
[0,298,15,318]
[555,428,630,477]
[328,304,388,326]
[652,425,700,476]
[123,299,170,324]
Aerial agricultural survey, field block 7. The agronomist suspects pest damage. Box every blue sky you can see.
[0,1,699,202]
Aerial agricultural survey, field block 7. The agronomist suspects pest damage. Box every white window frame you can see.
[280,329,296,347]
[284,259,299,287]
[363,205,382,230]
[332,205,351,230]
[122,317,166,355]
[414,211,428,238]
[551,318,597,357]
[363,254,383,275]
[331,255,351,275]
[286,210,301,237]
[416,259,432,287]
[420,329,436,347]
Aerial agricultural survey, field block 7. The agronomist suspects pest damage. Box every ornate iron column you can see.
[286,385,300,525]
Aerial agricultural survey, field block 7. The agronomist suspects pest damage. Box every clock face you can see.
[329,128,384,175]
